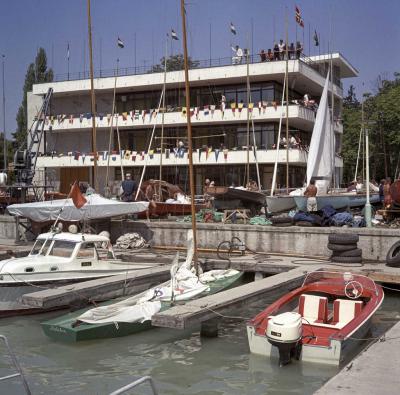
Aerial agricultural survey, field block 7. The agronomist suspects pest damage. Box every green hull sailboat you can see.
[41,269,243,342]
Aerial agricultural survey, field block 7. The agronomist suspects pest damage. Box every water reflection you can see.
[0,291,398,395]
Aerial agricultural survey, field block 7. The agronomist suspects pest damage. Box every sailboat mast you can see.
[330,49,335,189]
[105,60,119,194]
[246,38,250,186]
[159,37,168,199]
[285,10,289,194]
[180,0,198,271]
[87,0,98,191]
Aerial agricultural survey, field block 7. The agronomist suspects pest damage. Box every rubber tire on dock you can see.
[328,234,359,245]
[386,241,400,267]
[327,243,358,252]
[295,221,313,227]
[332,248,362,257]
[330,255,362,264]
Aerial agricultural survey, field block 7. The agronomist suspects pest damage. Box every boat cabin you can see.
[29,232,114,261]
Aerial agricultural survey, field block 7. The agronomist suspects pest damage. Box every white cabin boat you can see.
[0,231,154,303]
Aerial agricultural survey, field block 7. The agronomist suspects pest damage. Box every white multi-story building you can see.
[27,53,357,194]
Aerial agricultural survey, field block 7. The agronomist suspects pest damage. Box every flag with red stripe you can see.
[295,5,304,28]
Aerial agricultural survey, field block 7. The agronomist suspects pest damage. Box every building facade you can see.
[28,53,357,195]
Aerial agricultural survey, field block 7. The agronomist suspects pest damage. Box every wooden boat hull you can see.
[41,272,243,342]
[206,186,266,205]
[138,202,206,218]
[266,196,296,213]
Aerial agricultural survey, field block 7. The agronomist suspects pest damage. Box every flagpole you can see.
[87,0,98,192]
[246,34,250,187]
[285,8,290,194]
[209,23,212,66]
[180,0,199,272]
[308,23,311,56]
[67,42,70,81]
[99,37,102,77]
[2,54,6,172]
[159,35,168,199]
[134,32,137,73]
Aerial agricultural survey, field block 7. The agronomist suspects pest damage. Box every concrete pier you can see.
[152,267,307,329]
[110,220,400,261]
[315,321,400,395]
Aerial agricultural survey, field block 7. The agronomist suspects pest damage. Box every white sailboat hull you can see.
[266,196,296,214]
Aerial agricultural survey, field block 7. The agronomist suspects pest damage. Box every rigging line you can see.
[135,89,165,200]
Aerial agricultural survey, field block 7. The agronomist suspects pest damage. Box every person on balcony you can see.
[289,43,296,59]
[231,45,243,65]
[259,49,267,62]
[296,41,303,59]
[267,49,274,61]
[278,39,285,60]
[273,43,280,60]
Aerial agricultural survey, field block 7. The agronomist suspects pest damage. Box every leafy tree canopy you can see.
[13,48,53,148]
[150,54,200,73]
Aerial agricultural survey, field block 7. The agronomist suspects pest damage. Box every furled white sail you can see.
[306,71,333,194]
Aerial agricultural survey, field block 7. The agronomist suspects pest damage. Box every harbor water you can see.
[0,291,399,395]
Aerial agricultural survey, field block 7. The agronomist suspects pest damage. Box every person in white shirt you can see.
[278,39,285,60]
[232,45,243,64]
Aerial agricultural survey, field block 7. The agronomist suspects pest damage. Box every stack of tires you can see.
[270,216,293,227]
[327,233,362,264]
[386,241,400,268]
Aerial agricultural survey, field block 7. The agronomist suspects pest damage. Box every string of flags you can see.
[38,99,292,127]
[42,145,269,164]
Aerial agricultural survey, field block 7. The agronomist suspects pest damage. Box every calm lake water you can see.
[0,290,399,395]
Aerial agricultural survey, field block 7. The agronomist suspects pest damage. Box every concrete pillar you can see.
[200,318,219,337]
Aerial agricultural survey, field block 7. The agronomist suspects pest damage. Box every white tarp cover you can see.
[306,70,333,194]
[76,232,239,325]
[6,194,149,222]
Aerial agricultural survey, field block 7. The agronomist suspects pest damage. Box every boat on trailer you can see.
[247,271,384,366]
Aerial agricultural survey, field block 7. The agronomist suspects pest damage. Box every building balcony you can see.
[33,56,344,100]
[36,148,312,168]
[42,104,317,133]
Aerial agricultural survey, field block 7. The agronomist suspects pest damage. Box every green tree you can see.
[150,54,200,73]
[13,48,53,148]
[341,73,400,183]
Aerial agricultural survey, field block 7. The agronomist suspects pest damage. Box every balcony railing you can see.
[43,52,341,89]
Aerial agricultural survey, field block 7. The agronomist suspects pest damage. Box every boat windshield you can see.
[302,270,379,296]
[47,240,77,258]
[30,239,51,256]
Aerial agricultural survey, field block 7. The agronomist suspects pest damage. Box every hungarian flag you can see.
[314,30,319,46]
[70,181,87,209]
[295,6,304,28]
[230,22,237,35]
[171,29,179,40]
[117,37,124,48]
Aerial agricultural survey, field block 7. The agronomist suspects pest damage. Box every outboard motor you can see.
[266,312,302,366]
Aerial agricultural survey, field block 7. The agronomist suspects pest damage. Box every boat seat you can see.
[298,294,328,324]
[331,299,363,326]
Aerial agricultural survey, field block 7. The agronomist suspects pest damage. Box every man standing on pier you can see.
[304,179,317,212]
[121,173,137,202]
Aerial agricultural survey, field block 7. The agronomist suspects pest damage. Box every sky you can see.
[1,0,400,137]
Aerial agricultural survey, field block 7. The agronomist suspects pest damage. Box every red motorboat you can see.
[247,271,384,366]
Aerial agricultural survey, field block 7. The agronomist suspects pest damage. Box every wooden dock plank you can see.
[315,321,400,395]
[21,266,171,309]
[152,267,309,329]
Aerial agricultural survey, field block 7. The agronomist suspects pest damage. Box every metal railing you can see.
[0,335,31,395]
[46,52,341,89]
[109,376,158,395]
